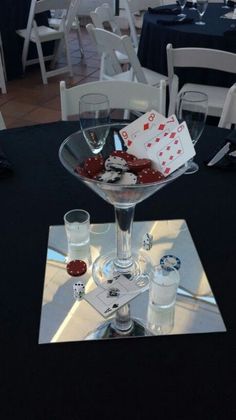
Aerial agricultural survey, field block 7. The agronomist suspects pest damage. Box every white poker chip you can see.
[96,170,121,183]
[116,172,137,185]
[160,255,181,271]
[105,156,128,172]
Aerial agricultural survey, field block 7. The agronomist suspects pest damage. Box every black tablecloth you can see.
[0,0,51,80]
[0,121,235,419]
[138,3,236,89]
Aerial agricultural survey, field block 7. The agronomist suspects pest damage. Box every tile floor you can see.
[0,27,102,129]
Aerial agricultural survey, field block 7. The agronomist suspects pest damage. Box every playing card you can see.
[119,110,165,152]
[147,122,196,176]
[84,274,149,318]
[129,114,179,158]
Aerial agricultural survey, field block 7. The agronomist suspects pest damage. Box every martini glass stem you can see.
[114,205,135,270]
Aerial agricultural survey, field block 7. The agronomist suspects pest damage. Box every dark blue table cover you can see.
[0,0,52,80]
[138,3,236,88]
[0,120,235,418]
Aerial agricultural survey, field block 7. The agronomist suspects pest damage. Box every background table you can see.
[0,120,235,418]
[0,0,51,80]
[138,3,236,89]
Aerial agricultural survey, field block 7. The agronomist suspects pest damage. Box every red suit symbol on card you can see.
[174,140,179,144]
[169,132,176,139]
[166,146,171,151]
[169,155,174,160]
[164,167,171,175]
[162,161,166,166]
[158,123,165,130]
[127,140,132,147]
[159,151,163,156]
[177,149,182,154]
[155,137,160,142]
[143,123,149,130]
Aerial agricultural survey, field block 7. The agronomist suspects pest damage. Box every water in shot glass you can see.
[147,264,180,335]
[64,209,91,265]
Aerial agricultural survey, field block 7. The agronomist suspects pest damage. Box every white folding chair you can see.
[120,0,162,49]
[16,0,73,84]
[90,3,132,66]
[0,33,7,94]
[0,111,6,129]
[60,79,166,121]
[86,23,168,111]
[166,43,236,118]
[219,83,236,129]
[49,0,84,57]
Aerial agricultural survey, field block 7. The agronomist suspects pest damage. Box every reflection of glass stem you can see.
[112,304,133,334]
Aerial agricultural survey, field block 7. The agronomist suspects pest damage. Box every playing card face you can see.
[119,110,165,154]
[131,114,179,158]
[84,274,149,318]
[147,122,196,176]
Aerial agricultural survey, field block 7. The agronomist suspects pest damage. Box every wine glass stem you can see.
[114,205,135,270]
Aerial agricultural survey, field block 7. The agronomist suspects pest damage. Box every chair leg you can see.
[74,17,84,58]
[50,39,62,70]
[64,34,73,77]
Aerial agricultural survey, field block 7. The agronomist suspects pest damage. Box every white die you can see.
[142,233,153,251]
[73,281,85,300]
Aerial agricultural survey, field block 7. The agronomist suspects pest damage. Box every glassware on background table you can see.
[79,93,110,154]
[59,123,187,339]
[178,0,187,18]
[147,264,180,335]
[189,0,197,10]
[222,0,230,9]
[195,0,208,25]
[64,209,91,265]
[176,91,208,174]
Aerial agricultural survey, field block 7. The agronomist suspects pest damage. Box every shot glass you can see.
[64,209,91,265]
[147,264,180,335]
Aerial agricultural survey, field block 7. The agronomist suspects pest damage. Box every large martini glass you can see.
[59,123,186,338]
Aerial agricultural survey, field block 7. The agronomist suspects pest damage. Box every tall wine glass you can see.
[222,0,230,9]
[79,93,110,154]
[195,0,208,25]
[178,0,187,18]
[176,91,208,174]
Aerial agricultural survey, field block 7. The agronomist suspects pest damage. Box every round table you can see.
[138,3,236,88]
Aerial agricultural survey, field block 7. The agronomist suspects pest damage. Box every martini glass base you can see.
[85,318,149,340]
[184,161,199,174]
[92,249,152,287]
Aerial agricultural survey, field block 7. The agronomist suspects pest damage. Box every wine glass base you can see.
[92,249,152,288]
[85,318,149,340]
[177,13,186,18]
[195,21,206,25]
[184,161,199,174]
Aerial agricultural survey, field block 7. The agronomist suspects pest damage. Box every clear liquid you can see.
[147,301,175,335]
[66,222,91,264]
[83,126,109,153]
[67,240,91,265]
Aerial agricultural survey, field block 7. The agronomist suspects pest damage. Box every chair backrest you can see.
[86,23,147,83]
[166,43,236,79]
[218,83,236,129]
[90,3,122,36]
[35,0,71,14]
[0,111,6,129]
[60,80,166,120]
[120,0,162,48]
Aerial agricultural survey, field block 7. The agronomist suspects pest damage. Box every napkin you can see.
[0,144,13,179]
[205,131,236,170]
[148,7,179,15]
[156,16,194,25]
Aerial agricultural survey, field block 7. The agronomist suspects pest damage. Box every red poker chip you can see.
[111,151,137,162]
[138,168,164,184]
[84,156,104,177]
[66,259,87,277]
[128,158,152,173]
[74,165,87,177]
